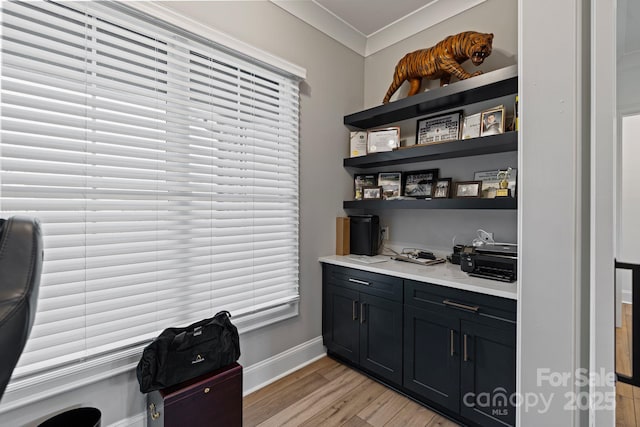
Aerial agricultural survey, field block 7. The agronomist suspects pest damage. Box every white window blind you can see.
[0,0,300,379]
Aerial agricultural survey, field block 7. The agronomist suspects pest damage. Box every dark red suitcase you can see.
[147,363,242,427]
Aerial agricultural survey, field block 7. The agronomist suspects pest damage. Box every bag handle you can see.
[169,311,233,349]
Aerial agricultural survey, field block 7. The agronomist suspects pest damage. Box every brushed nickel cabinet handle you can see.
[450,330,455,356]
[352,300,358,321]
[349,278,370,286]
[463,334,468,362]
[360,303,366,324]
[443,299,480,313]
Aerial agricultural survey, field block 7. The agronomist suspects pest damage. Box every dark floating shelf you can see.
[344,132,517,169]
[344,65,518,130]
[342,66,519,212]
[343,198,517,210]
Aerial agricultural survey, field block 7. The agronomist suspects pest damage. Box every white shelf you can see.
[319,255,517,300]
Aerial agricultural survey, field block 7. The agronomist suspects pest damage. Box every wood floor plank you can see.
[300,378,387,427]
[243,356,458,427]
[244,357,336,408]
[626,304,634,373]
[634,396,640,427]
[342,415,375,427]
[616,302,640,426]
[617,394,637,427]
[618,305,633,377]
[425,414,461,427]
[357,388,410,427]
[243,371,329,426]
[257,367,369,427]
[317,359,352,381]
[619,381,636,399]
[384,398,437,427]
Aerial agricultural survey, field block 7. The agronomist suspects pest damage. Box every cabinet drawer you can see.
[404,280,516,322]
[324,264,403,302]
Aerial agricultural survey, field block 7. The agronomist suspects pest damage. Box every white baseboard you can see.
[106,413,145,427]
[106,336,326,426]
[623,291,633,305]
[243,336,326,396]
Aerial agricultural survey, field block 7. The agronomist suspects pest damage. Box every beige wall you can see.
[365,0,518,108]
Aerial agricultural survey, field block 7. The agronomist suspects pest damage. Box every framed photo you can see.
[454,181,482,198]
[461,113,482,139]
[480,107,505,136]
[350,131,368,157]
[433,178,452,198]
[363,186,383,200]
[378,172,402,200]
[367,127,400,153]
[354,173,377,200]
[474,168,517,198]
[416,111,462,146]
[403,169,438,198]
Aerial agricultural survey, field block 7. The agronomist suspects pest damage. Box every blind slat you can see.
[1,0,300,380]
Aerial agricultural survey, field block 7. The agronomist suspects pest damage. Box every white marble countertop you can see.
[319,255,518,300]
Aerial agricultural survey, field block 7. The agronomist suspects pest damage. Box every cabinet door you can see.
[403,304,460,413]
[325,284,359,363]
[460,319,516,427]
[359,292,402,385]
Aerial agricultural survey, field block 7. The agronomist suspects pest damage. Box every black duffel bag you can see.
[136,310,240,393]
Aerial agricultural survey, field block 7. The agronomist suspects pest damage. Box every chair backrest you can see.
[0,216,43,401]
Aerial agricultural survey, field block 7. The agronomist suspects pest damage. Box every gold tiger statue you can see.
[382,31,494,104]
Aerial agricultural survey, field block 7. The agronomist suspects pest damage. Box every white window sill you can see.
[0,302,298,414]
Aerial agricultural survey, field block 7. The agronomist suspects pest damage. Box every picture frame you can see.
[461,113,482,139]
[350,131,368,157]
[367,127,400,153]
[415,111,462,146]
[363,186,383,200]
[474,168,517,198]
[378,172,402,200]
[480,107,505,136]
[403,169,439,198]
[454,181,482,198]
[354,173,377,200]
[433,178,452,199]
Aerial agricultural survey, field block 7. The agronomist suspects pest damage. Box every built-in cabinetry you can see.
[322,263,403,385]
[321,262,516,427]
[343,65,518,210]
[404,280,516,427]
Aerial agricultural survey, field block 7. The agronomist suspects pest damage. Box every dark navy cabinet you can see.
[404,304,461,413]
[403,279,516,427]
[358,292,402,384]
[322,264,402,385]
[459,319,516,427]
[322,263,517,427]
[324,284,360,363]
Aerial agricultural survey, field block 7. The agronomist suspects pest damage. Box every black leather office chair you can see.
[0,216,43,401]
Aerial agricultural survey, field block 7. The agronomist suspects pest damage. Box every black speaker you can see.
[349,215,379,256]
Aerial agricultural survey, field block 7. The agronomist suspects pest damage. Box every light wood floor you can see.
[617,303,640,426]
[618,303,633,378]
[243,356,460,427]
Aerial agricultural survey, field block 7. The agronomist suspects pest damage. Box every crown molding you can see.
[271,0,486,57]
[128,1,307,79]
[271,0,367,55]
[365,0,486,56]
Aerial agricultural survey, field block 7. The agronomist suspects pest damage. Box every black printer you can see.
[460,244,517,283]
